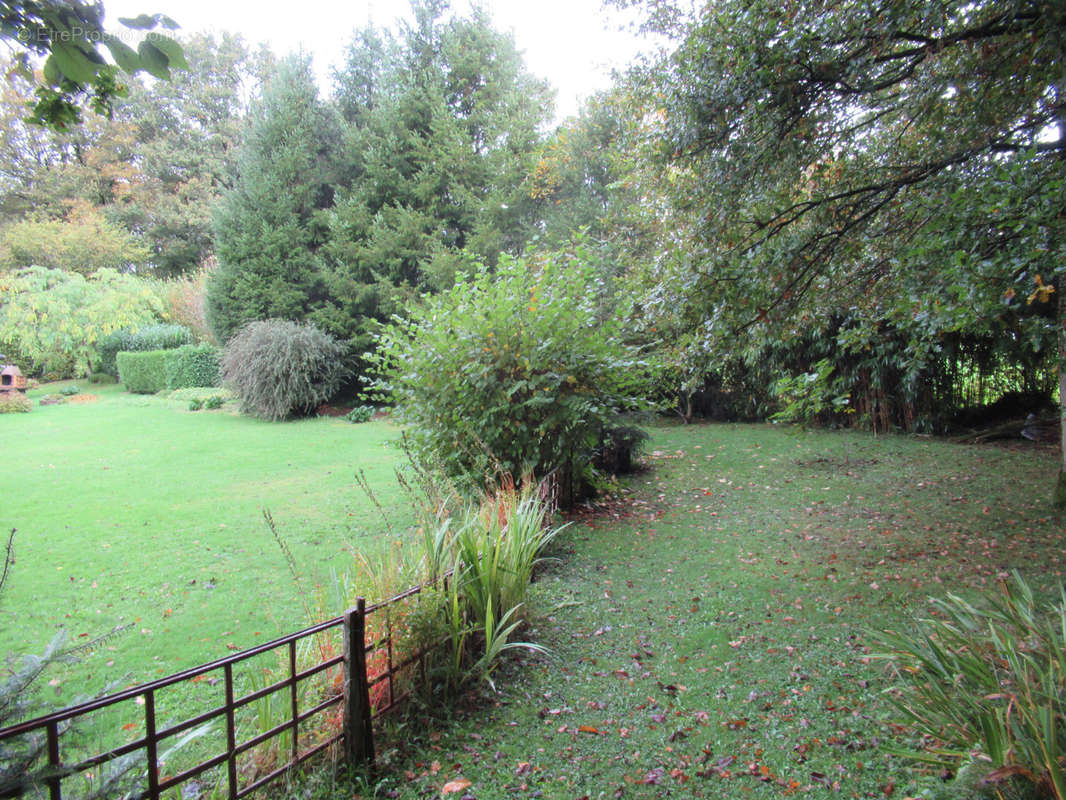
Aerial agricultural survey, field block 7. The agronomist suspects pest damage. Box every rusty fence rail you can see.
[0,582,439,800]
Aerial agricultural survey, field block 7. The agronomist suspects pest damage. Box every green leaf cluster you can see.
[371,243,649,490]
[1,2,186,130]
[0,266,163,379]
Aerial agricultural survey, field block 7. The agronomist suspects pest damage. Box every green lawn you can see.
[0,382,409,704]
[370,424,1064,800]
[5,389,1064,799]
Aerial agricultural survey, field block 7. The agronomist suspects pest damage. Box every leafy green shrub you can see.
[58,384,80,396]
[878,573,1066,799]
[203,395,225,410]
[345,405,375,423]
[0,393,31,413]
[97,324,192,377]
[188,398,204,411]
[771,358,852,427]
[130,323,192,352]
[0,267,164,379]
[371,247,649,495]
[164,344,220,389]
[221,319,350,421]
[117,350,169,394]
[95,330,135,376]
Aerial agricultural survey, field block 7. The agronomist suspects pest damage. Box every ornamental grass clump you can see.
[445,480,561,689]
[221,319,349,421]
[345,474,563,700]
[878,573,1066,799]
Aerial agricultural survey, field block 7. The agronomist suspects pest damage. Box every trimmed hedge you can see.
[98,324,193,376]
[118,345,221,394]
[118,350,168,393]
[165,344,220,389]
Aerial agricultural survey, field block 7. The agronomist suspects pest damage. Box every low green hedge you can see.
[98,324,193,376]
[118,345,221,394]
[118,350,168,393]
[165,344,220,389]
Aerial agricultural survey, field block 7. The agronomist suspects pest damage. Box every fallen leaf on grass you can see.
[441,777,471,794]
[639,768,665,785]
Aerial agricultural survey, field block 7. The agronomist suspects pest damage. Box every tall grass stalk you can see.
[878,572,1066,799]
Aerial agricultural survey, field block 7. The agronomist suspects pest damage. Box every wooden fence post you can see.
[343,599,375,766]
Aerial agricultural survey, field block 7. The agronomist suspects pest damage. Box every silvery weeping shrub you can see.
[221,319,349,421]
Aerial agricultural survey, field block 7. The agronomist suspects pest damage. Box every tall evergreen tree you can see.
[206,54,341,343]
[317,2,553,353]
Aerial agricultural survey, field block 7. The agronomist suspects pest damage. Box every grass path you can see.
[375,423,1063,799]
[1,382,408,703]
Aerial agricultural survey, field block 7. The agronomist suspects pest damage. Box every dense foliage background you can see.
[0,0,1061,495]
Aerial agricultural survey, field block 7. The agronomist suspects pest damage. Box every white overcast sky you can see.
[103,0,654,122]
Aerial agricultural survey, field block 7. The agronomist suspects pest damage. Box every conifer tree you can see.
[206,55,341,343]
[317,3,553,354]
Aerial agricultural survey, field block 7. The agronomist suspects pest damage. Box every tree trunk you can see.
[1055,279,1066,509]
[1053,81,1065,510]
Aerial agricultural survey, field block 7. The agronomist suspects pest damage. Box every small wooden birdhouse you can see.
[0,363,26,393]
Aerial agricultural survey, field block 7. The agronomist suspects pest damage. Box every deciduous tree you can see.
[627,0,1066,501]
[0,1,185,130]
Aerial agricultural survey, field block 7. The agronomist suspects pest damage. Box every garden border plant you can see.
[371,242,652,502]
[878,572,1066,800]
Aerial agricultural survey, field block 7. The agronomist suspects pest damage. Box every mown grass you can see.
[362,423,1063,799]
[0,381,409,706]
